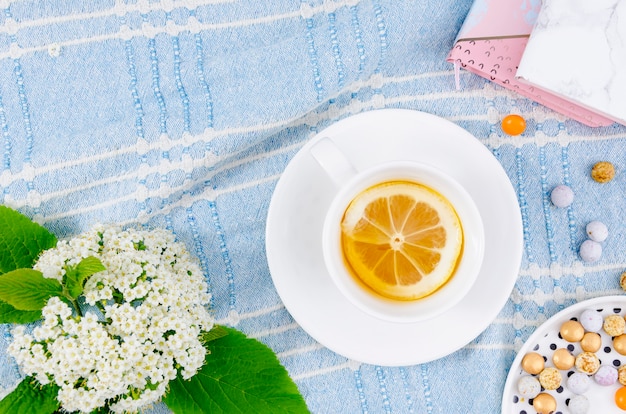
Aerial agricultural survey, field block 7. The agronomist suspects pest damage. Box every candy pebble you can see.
[517,375,541,399]
[616,386,626,410]
[501,114,526,136]
[533,393,557,414]
[604,314,626,337]
[560,320,585,342]
[568,395,590,414]
[619,365,626,386]
[595,365,618,386]
[567,372,591,394]
[538,367,561,390]
[591,161,615,183]
[614,334,626,355]
[579,239,602,263]
[521,352,545,375]
[552,348,575,370]
[580,332,602,353]
[575,351,600,374]
[580,309,603,332]
[550,185,574,208]
[586,220,608,242]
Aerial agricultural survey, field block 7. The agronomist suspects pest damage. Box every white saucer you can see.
[265,109,523,366]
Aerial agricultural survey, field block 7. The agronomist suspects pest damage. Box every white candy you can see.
[567,372,591,395]
[595,365,618,386]
[586,220,608,242]
[568,394,589,414]
[517,375,541,399]
[579,239,602,263]
[550,185,574,208]
[579,309,603,332]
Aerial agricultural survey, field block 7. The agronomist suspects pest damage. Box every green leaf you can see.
[64,256,106,299]
[0,269,62,311]
[200,325,229,344]
[0,206,57,274]
[164,326,309,414]
[0,377,60,414]
[75,256,106,277]
[0,300,41,324]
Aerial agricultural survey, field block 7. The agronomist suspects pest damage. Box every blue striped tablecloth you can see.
[1,1,625,412]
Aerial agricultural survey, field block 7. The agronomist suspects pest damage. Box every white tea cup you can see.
[312,137,485,323]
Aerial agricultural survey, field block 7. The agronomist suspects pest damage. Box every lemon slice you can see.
[340,180,463,301]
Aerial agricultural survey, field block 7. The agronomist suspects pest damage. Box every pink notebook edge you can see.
[515,74,626,127]
[447,38,615,128]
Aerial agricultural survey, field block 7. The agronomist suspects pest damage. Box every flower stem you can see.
[61,289,83,317]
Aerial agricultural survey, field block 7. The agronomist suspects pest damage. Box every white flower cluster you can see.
[8,225,213,413]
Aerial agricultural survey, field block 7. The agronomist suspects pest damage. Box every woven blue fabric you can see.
[1,1,626,412]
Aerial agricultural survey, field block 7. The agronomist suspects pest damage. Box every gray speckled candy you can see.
[580,309,603,332]
[550,185,574,208]
[568,394,589,414]
[579,239,602,262]
[517,375,540,399]
[567,372,591,394]
[586,220,608,242]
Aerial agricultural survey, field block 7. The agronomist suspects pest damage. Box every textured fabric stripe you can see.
[399,367,415,413]
[0,0,237,33]
[539,146,557,262]
[515,148,534,263]
[350,4,366,76]
[207,200,236,311]
[327,11,346,88]
[122,37,146,140]
[193,33,214,129]
[290,361,353,380]
[375,366,392,413]
[0,92,10,171]
[184,206,214,308]
[302,2,325,103]
[146,35,168,135]
[354,367,370,414]
[420,365,433,414]
[561,146,578,253]
[171,34,191,133]
[371,0,387,73]
[5,6,39,215]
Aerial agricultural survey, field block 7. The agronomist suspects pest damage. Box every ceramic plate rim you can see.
[501,295,626,413]
[265,108,523,366]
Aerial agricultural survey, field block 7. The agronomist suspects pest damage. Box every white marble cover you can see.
[516,0,626,125]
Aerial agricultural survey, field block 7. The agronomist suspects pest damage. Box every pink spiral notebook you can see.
[446,0,614,127]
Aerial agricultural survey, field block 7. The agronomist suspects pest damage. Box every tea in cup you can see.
[312,138,484,323]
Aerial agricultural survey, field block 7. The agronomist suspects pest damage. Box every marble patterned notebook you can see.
[447,0,615,127]
[516,0,626,126]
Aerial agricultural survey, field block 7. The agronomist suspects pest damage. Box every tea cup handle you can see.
[309,137,358,187]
